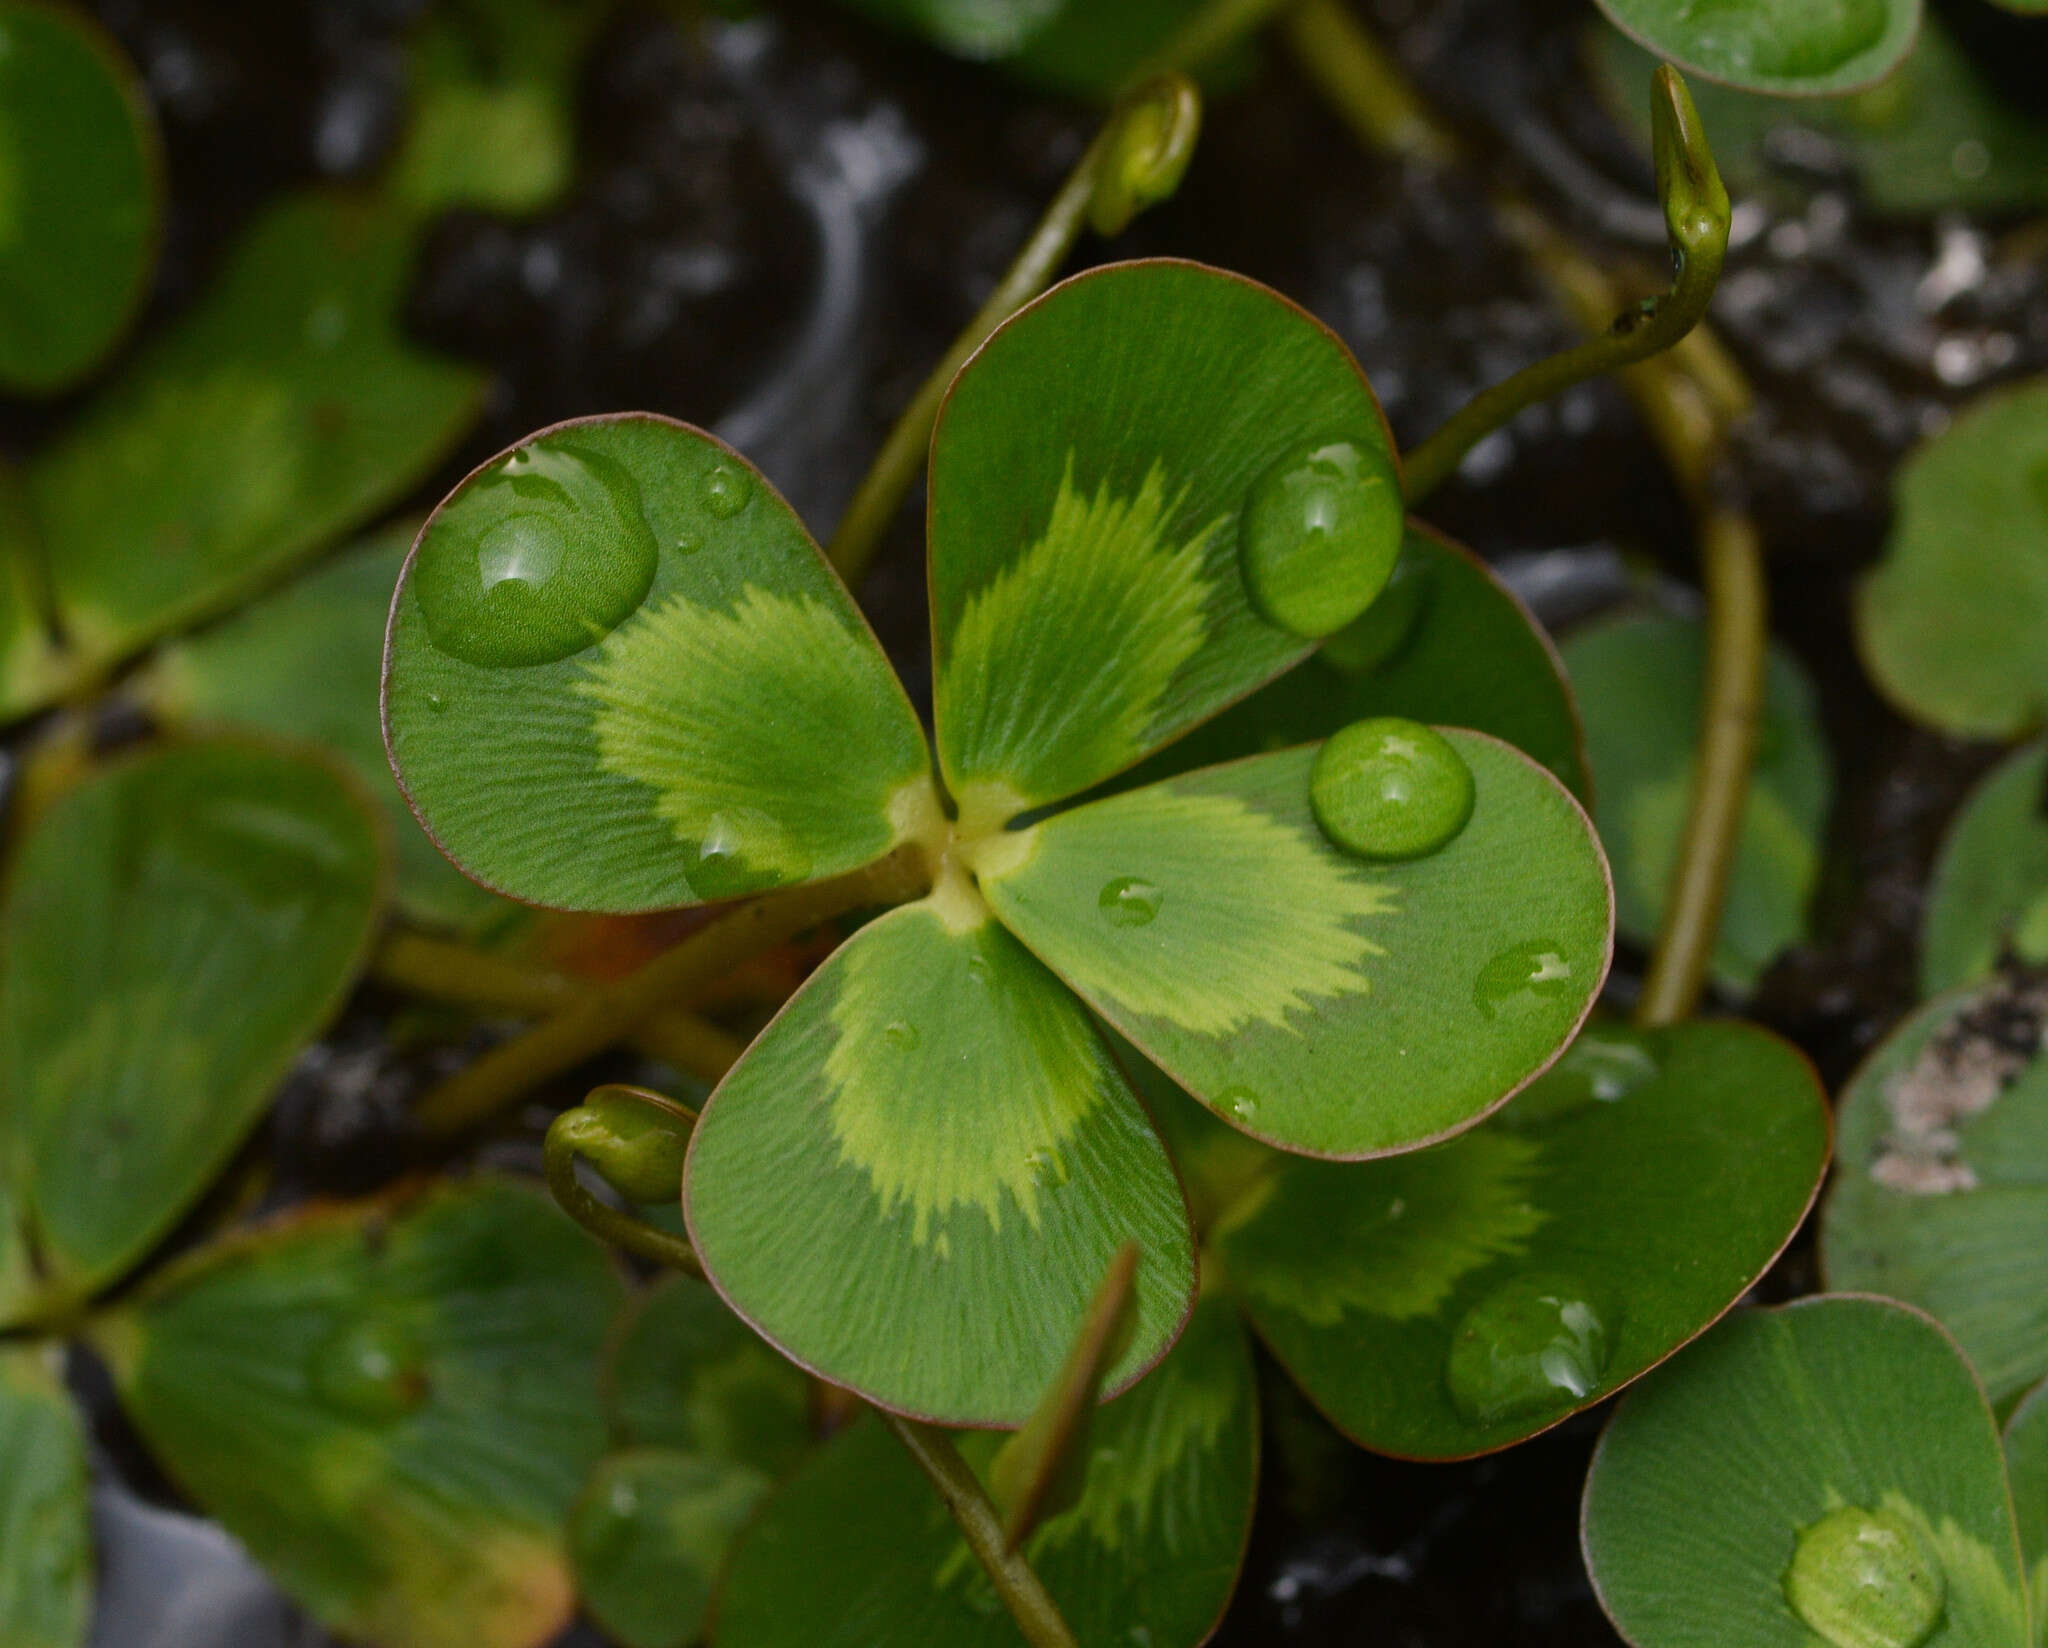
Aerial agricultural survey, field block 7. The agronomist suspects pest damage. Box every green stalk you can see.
[410,844,929,1136]
[880,1412,1081,1648]
[825,74,1202,589]
[1279,0,1460,165]
[1399,64,1731,504]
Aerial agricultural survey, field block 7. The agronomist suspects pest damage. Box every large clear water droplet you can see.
[702,461,753,519]
[1782,1505,1946,1648]
[1473,941,1576,1020]
[1444,1274,1612,1425]
[1099,876,1163,927]
[1239,439,1404,639]
[1311,717,1474,861]
[310,1316,427,1423]
[413,437,659,668]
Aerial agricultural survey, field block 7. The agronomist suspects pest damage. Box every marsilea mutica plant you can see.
[385,252,1618,1425]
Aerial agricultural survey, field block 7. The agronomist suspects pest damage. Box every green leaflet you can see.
[1822,975,2048,1409]
[2005,1379,2048,1643]
[939,458,1217,829]
[604,1275,812,1477]
[0,1348,90,1648]
[715,1294,1257,1648]
[981,735,1612,1158]
[1922,740,2048,997]
[22,193,486,704]
[0,0,160,394]
[386,415,932,912]
[1590,0,1921,95]
[1131,525,1591,804]
[139,529,502,932]
[684,901,1195,1425]
[1583,1297,2031,1648]
[1593,20,2048,218]
[0,741,387,1321]
[930,261,1393,817]
[1564,610,1831,993]
[1206,1021,1827,1457]
[0,460,65,718]
[97,1179,623,1648]
[1858,376,2048,740]
[571,1449,771,1648]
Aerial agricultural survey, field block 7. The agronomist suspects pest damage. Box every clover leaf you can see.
[0,1347,89,1648]
[1922,740,2048,997]
[383,258,1614,1425]
[1589,0,1922,96]
[1822,970,2048,1410]
[1583,1297,2032,1648]
[0,0,161,395]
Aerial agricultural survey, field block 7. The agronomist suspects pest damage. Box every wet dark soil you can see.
[16,0,2048,1641]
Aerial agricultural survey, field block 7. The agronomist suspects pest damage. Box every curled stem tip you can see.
[1400,60,1732,504]
[1089,74,1202,237]
[543,1103,705,1277]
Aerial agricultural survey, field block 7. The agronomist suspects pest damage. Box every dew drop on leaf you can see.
[1443,1273,1612,1425]
[1220,1086,1260,1124]
[883,1020,921,1052]
[1310,716,1474,861]
[965,953,994,985]
[1782,1506,1947,1648]
[1098,875,1162,927]
[1238,438,1404,639]
[309,1316,428,1424]
[413,438,659,668]
[1473,940,1577,1021]
[702,461,753,519]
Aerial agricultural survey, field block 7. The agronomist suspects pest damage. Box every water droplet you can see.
[702,461,753,519]
[1783,1505,1946,1648]
[1239,439,1405,639]
[1220,1086,1261,1124]
[413,437,658,668]
[675,529,702,555]
[1473,941,1577,1020]
[965,953,994,985]
[310,1316,427,1423]
[1098,875,1162,927]
[424,690,446,713]
[1310,717,1474,861]
[685,807,808,900]
[1444,1274,1612,1425]
[1506,1030,1661,1127]
[884,1020,921,1052]
[1319,554,1435,675]
[1024,1150,1061,1189]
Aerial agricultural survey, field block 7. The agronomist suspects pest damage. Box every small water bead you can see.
[1444,1274,1613,1425]
[1239,439,1405,639]
[965,953,994,986]
[412,437,658,668]
[1473,940,1576,1021]
[701,461,753,519]
[310,1316,428,1423]
[1782,1506,1946,1648]
[1098,875,1162,927]
[1318,554,1435,676]
[1310,717,1474,861]
[883,1020,921,1052]
[1220,1086,1260,1124]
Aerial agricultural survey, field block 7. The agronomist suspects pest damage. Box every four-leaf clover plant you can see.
[384,258,1616,1426]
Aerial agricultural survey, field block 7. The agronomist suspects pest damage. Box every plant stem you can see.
[371,931,747,1083]
[879,1411,1081,1648]
[1504,208,1765,1024]
[543,1112,705,1277]
[824,76,1201,589]
[1279,0,1461,165]
[1634,502,1765,1025]
[410,845,929,1137]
